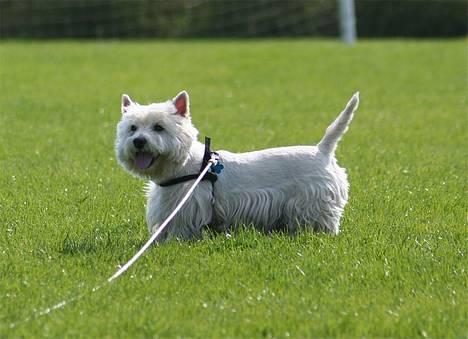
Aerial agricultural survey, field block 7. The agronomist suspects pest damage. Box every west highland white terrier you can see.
[116,90,359,241]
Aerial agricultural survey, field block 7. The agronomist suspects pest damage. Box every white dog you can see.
[116,91,359,241]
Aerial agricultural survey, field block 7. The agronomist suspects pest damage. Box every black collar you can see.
[159,137,219,187]
[158,172,217,187]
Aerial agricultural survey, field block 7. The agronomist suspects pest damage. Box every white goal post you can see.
[339,0,357,44]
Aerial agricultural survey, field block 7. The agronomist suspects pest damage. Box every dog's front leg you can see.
[147,199,208,242]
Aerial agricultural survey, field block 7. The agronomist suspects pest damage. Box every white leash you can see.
[7,159,216,328]
[108,159,215,282]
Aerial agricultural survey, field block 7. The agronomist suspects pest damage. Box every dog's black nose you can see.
[133,137,147,149]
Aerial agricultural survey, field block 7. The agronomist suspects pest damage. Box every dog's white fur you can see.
[116,91,359,241]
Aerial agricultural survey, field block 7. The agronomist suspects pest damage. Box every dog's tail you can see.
[317,92,359,156]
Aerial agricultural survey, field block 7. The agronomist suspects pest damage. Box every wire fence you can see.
[0,0,466,39]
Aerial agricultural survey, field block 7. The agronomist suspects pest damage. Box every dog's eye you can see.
[130,125,137,132]
[153,124,164,132]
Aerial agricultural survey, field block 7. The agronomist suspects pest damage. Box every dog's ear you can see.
[121,94,134,114]
[172,90,190,117]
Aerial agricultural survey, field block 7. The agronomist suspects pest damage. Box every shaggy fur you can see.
[115,91,359,241]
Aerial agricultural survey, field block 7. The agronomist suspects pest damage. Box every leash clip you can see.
[210,152,224,174]
[204,136,223,175]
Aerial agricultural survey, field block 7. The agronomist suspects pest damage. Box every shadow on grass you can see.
[197,225,330,254]
[59,223,334,258]
[59,225,147,256]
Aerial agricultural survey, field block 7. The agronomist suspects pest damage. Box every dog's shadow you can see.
[197,225,322,254]
[59,226,146,257]
[59,224,326,258]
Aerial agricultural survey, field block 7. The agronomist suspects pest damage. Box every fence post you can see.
[339,0,357,45]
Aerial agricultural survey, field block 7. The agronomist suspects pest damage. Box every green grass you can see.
[0,39,465,338]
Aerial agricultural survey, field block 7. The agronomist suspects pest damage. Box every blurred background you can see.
[0,0,466,40]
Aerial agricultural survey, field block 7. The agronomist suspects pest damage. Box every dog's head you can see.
[115,91,198,179]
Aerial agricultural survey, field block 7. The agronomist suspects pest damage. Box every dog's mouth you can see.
[134,152,157,170]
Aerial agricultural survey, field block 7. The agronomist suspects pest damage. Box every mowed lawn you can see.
[0,40,465,337]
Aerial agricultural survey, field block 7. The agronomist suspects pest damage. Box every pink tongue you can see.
[135,153,154,169]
